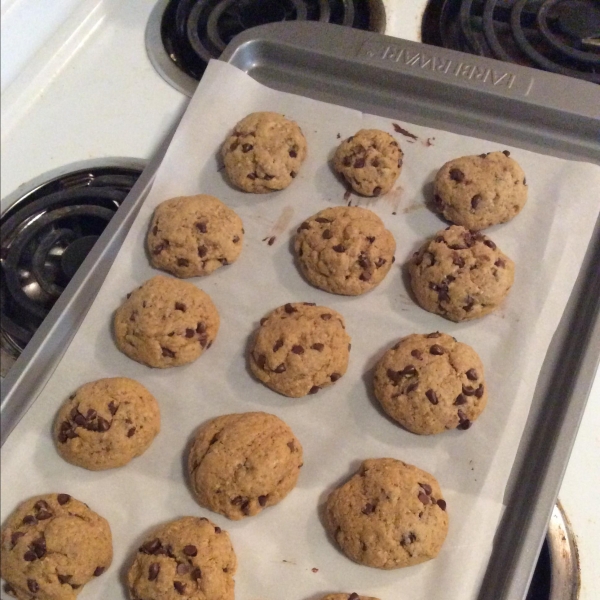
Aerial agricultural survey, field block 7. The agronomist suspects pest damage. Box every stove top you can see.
[422,0,600,83]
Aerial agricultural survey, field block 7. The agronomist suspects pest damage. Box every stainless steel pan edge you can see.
[0,21,598,600]
[220,22,600,600]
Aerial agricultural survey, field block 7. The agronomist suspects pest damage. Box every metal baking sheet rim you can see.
[1,22,599,600]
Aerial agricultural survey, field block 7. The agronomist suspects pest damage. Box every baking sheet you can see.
[2,60,600,600]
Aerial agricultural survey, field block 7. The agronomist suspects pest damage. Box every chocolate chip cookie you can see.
[294,206,396,296]
[408,225,515,322]
[221,112,307,193]
[127,517,236,600]
[324,458,448,569]
[321,594,380,600]
[433,151,528,230]
[333,129,403,196]
[147,195,244,278]
[249,302,351,397]
[1,494,112,600]
[114,275,220,368]
[53,377,161,470]
[374,333,487,434]
[188,412,303,520]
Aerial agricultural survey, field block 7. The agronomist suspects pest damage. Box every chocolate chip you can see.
[430,344,444,355]
[471,194,482,209]
[35,500,50,511]
[373,186,382,196]
[457,409,472,430]
[426,389,438,405]
[241,499,250,514]
[354,158,365,168]
[141,538,162,554]
[36,510,52,520]
[503,150,510,156]
[153,243,165,255]
[309,386,320,394]
[367,236,375,243]
[258,495,268,507]
[453,254,465,267]
[231,496,244,506]
[320,313,331,320]
[256,354,266,369]
[73,414,87,427]
[466,369,478,380]
[127,427,136,437]
[454,394,467,405]
[495,258,506,268]
[27,579,39,593]
[11,532,24,547]
[24,550,38,562]
[437,499,447,511]
[349,594,360,600]
[290,171,297,178]
[247,173,256,180]
[303,302,316,306]
[330,372,341,382]
[406,382,418,393]
[434,194,444,206]
[418,492,430,505]
[183,545,197,557]
[361,503,375,515]
[464,296,475,312]
[419,482,432,495]
[86,409,97,420]
[174,581,186,594]
[462,385,477,396]
[161,347,175,358]
[198,245,207,257]
[177,563,190,575]
[177,258,189,267]
[175,302,186,311]
[475,384,485,398]
[268,236,276,245]
[479,153,487,158]
[450,168,465,182]
[399,365,417,377]
[32,537,46,558]
[322,229,332,239]
[93,566,105,577]
[196,322,206,334]
[315,217,331,224]
[359,272,371,282]
[411,349,423,359]
[273,339,284,352]
[242,143,253,153]
[214,527,221,533]
[292,345,304,354]
[57,574,72,584]
[426,332,441,338]
[232,235,240,244]
[332,244,345,253]
[484,239,497,250]
[96,417,110,432]
[371,158,380,167]
[375,257,386,268]
[284,303,297,314]
[185,328,195,338]
[311,343,324,351]
[287,441,296,451]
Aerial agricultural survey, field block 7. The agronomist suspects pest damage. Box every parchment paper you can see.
[2,60,600,600]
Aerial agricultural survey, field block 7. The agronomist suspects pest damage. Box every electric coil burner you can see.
[422,0,600,83]
[0,163,143,372]
[147,0,386,95]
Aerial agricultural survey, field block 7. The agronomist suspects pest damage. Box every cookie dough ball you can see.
[188,412,303,520]
[127,517,236,600]
[408,225,514,322]
[333,129,403,196]
[53,377,161,470]
[324,458,448,569]
[114,275,219,368]
[249,302,351,397]
[433,151,528,230]
[147,195,243,278]
[294,206,396,296]
[374,333,487,434]
[1,494,112,600]
[321,594,380,600]
[221,112,307,193]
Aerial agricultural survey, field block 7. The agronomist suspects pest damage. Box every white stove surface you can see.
[1,0,598,597]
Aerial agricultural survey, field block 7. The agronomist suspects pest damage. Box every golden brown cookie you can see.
[249,302,351,397]
[221,112,307,193]
[324,459,448,569]
[114,275,219,368]
[333,129,403,196]
[433,151,528,230]
[126,517,236,600]
[294,206,396,296]
[188,412,303,520]
[373,333,487,434]
[53,377,161,470]
[408,225,515,322]
[1,494,112,600]
[147,195,244,278]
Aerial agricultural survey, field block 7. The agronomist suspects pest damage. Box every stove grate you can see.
[422,0,600,83]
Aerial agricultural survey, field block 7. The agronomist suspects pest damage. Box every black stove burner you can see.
[161,0,377,81]
[0,166,143,357]
[422,0,600,83]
